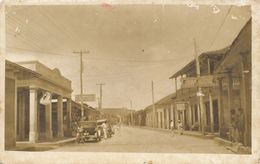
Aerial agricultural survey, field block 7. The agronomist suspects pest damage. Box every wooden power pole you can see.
[152,81,156,128]
[193,39,206,135]
[96,83,105,110]
[73,49,89,119]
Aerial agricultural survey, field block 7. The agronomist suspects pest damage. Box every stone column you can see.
[175,108,178,129]
[157,111,160,128]
[166,108,169,129]
[45,94,53,140]
[57,96,64,137]
[191,105,196,124]
[181,110,185,128]
[192,105,196,124]
[197,103,201,131]
[170,104,174,128]
[66,98,72,136]
[162,109,165,129]
[29,87,38,143]
[209,92,214,133]
[188,103,192,129]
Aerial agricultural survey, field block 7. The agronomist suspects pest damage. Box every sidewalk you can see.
[132,125,215,139]
[130,125,251,154]
[10,137,76,151]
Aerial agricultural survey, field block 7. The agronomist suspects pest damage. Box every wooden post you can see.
[152,81,156,128]
[227,73,234,140]
[0,3,6,149]
[209,92,214,133]
[217,78,224,135]
[240,54,250,146]
[208,58,214,133]
[194,38,205,134]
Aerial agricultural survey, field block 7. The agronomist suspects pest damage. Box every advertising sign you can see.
[181,75,217,89]
[175,102,186,111]
[75,94,96,102]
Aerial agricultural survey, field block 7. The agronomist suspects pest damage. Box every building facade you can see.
[214,19,251,147]
[137,18,251,148]
[5,60,74,149]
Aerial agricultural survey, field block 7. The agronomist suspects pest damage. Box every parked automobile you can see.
[76,121,101,143]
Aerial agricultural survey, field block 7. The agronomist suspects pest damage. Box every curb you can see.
[214,137,232,147]
[38,138,76,146]
[214,137,251,154]
[12,138,76,151]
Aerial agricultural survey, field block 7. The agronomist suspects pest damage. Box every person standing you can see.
[236,108,245,144]
[230,109,236,143]
[102,122,108,139]
[177,120,183,135]
[170,120,174,137]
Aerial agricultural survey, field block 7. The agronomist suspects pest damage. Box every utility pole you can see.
[73,49,89,119]
[193,38,205,135]
[152,81,156,128]
[96,83,105,110]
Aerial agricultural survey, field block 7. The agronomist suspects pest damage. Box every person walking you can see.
[170,120,174,137]
[177,120,183,135]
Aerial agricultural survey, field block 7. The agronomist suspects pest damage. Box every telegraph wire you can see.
[208,5,233,50]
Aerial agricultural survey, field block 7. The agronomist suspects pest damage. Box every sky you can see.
[5,4,251,109]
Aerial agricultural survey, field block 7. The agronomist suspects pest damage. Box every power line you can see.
[208,6,233,50]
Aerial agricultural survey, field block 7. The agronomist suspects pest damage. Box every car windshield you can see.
[97,119,107,125]
[79,121,96,127]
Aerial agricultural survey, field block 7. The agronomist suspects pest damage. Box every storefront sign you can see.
[175,102,186,111]
[75,94,96,102]
[181,75,217,88]
[181,77,197,89]
[197,75,217,87]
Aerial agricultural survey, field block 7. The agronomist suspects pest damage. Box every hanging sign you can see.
[196,91,205,97]
[40,92,52,105]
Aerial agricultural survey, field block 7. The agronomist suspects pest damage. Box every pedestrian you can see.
[230,109,236,143]
[236,108,244,143]
[177,120,183,135]
[170,120,174,136]
[102,121,108,139]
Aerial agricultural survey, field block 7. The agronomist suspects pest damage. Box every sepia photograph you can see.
[0,0,259,163]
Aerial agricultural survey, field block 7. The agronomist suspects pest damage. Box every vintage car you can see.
[76,121,101,143]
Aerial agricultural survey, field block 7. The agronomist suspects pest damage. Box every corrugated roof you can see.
[169,46,230,79]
